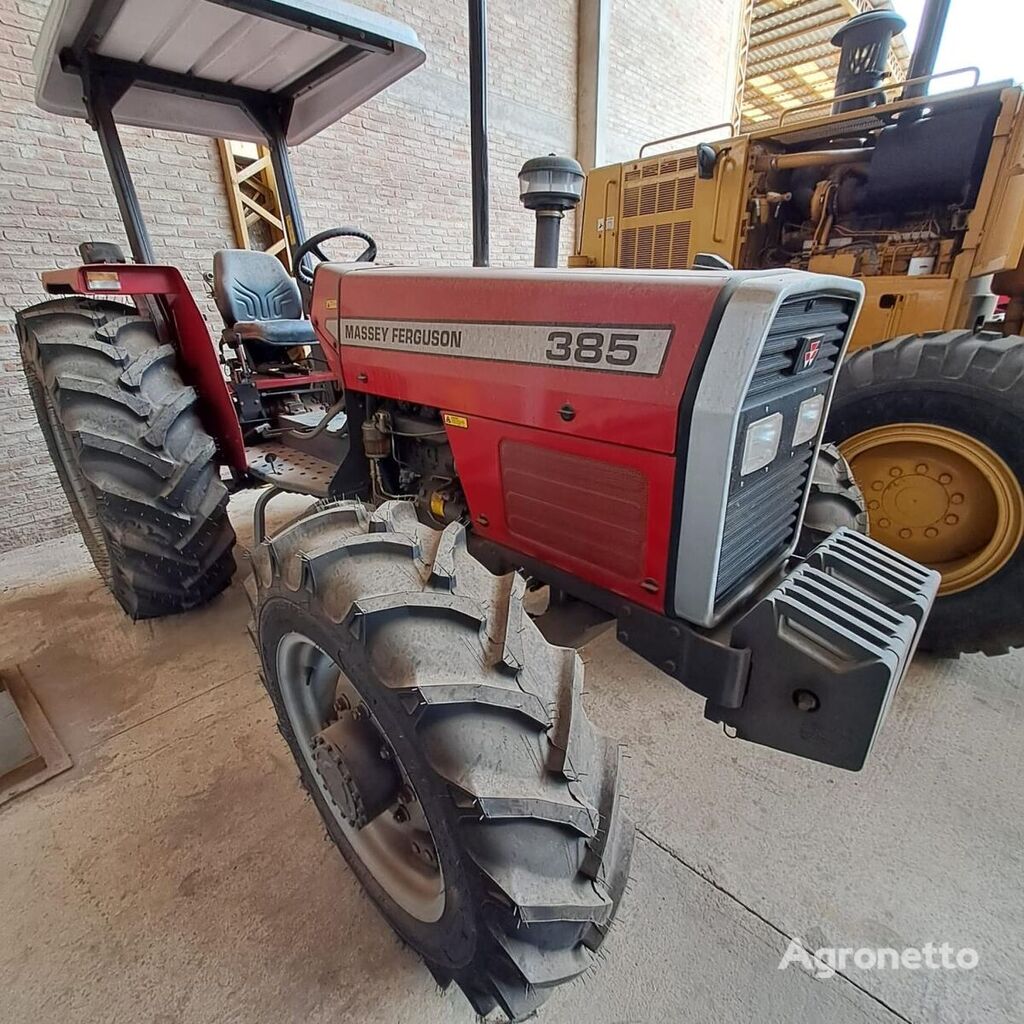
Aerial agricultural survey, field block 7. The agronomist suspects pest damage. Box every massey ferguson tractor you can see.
[17,0,939,1018]
[574,8,1024,658]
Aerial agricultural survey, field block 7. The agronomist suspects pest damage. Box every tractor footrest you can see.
[707,528,941,771]
[247,443,335,497]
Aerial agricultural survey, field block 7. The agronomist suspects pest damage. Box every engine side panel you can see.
[312,267,727,453]
[310,266,729,608]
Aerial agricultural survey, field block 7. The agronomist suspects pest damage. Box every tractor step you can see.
[246,443,335,497]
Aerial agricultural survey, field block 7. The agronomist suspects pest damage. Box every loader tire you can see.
[16,298,236,618]
[827,330,1024,656]
[253,500,633,1021]
[795,443,868,556]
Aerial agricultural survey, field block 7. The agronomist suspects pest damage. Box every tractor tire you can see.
[16,298,236,619]
[827,329,1024,657]
[796,443,868,556]
[252,499,633,1020]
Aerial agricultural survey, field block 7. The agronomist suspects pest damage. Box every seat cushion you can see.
[234,318,318,347]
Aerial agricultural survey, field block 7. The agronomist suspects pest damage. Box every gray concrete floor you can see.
[1,492,1020,1024]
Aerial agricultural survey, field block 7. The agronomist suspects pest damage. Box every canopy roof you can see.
[35,0,425,144]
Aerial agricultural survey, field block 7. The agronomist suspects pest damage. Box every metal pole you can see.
[84,77,155,264]
[264,113,307,252]
[468,0,490,266]
[533,212,562,268]
[904,0,952,99]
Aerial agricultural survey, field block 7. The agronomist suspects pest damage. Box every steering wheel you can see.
[292,227,377,287]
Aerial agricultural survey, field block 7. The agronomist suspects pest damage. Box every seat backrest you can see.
[213,249,302,327]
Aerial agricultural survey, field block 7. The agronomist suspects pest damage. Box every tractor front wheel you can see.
[797,443,868,555]
[827,329,1024,656]
[252,500,632,1020]
[17,298,236,618]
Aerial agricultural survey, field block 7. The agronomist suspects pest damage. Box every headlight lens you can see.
[740,412,783,475]
[793,394,825,447]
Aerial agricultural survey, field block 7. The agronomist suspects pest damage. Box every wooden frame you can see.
[0,667,71,806]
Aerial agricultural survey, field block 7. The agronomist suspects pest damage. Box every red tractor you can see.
[18,0,939,1018]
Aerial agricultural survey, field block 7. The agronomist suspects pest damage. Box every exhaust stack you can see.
[830,10,907,114]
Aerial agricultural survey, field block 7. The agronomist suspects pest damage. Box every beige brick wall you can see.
[0,0,737,553]
[605,0,740,163]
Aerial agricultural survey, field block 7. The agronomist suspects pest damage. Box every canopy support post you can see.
[263,109,308,253]
[81,67,155,265]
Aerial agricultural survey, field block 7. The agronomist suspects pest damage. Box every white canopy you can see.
[35,0,425,144]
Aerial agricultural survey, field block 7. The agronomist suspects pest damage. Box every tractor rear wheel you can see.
[252,500,632,1020]
[17,298,236,618]
[827,329,1024,656]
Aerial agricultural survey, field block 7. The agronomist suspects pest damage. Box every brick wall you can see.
[0,0,737,553]
[605,0,740,163]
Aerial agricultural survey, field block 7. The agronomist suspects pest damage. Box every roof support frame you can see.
[80,55,155,263]
[68,47,310,265]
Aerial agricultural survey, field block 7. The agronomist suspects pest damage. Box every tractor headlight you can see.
[741,412,783,475]
[793,394,825,447]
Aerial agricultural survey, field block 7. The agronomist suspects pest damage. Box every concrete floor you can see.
[1,492,1021,1024]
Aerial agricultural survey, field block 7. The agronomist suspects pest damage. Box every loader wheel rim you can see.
[840,424,1024,595]
[277,632,445,923]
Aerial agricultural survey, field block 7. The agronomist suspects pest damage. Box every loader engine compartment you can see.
[742,88,1004,280]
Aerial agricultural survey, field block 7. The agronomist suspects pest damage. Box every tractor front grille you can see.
[714,293,854,606]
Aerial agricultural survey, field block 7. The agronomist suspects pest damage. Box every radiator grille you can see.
[714,294,854,604]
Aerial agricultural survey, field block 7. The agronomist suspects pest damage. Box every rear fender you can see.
[41,264,247,472]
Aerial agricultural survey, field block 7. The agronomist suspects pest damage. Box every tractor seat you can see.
[212,249,317,359]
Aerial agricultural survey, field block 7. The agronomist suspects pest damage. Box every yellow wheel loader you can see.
[573,10,1024,657]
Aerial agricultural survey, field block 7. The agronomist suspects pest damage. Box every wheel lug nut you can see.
[945,514,959,525]
[939,473,952,485]
[879,517,891,528]
[898,528,912,539]
[950,493,964,505]
[925,527,938,538]
[872,481,884,491]
[915,463,928,474]
[889,467,902,477]
[868,500,879,510]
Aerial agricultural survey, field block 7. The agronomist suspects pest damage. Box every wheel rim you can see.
[840,424,1024,595]
[276,633,445,923]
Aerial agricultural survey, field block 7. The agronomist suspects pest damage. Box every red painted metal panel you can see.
[501,440,649,580]
[312,267,726,454]
[41,265,247,472]
[445,414,676,611]
[251,370,337,391]
[306,266,734,607]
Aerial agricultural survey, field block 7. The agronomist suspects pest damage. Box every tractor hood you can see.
[34,0,425,144]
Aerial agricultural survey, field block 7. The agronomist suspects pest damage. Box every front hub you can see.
[312,709,401,828]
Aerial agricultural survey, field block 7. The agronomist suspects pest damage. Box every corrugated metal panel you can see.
[739,0,910,132]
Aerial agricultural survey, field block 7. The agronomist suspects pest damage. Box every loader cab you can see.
[33,0,425,446]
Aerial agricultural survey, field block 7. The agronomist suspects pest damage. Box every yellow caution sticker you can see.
[325,298,337,309]
[443,413,469,429]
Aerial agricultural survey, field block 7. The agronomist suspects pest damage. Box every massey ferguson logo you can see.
[793,333,823,373]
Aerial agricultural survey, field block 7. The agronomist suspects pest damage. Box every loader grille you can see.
[714,293,854,605]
